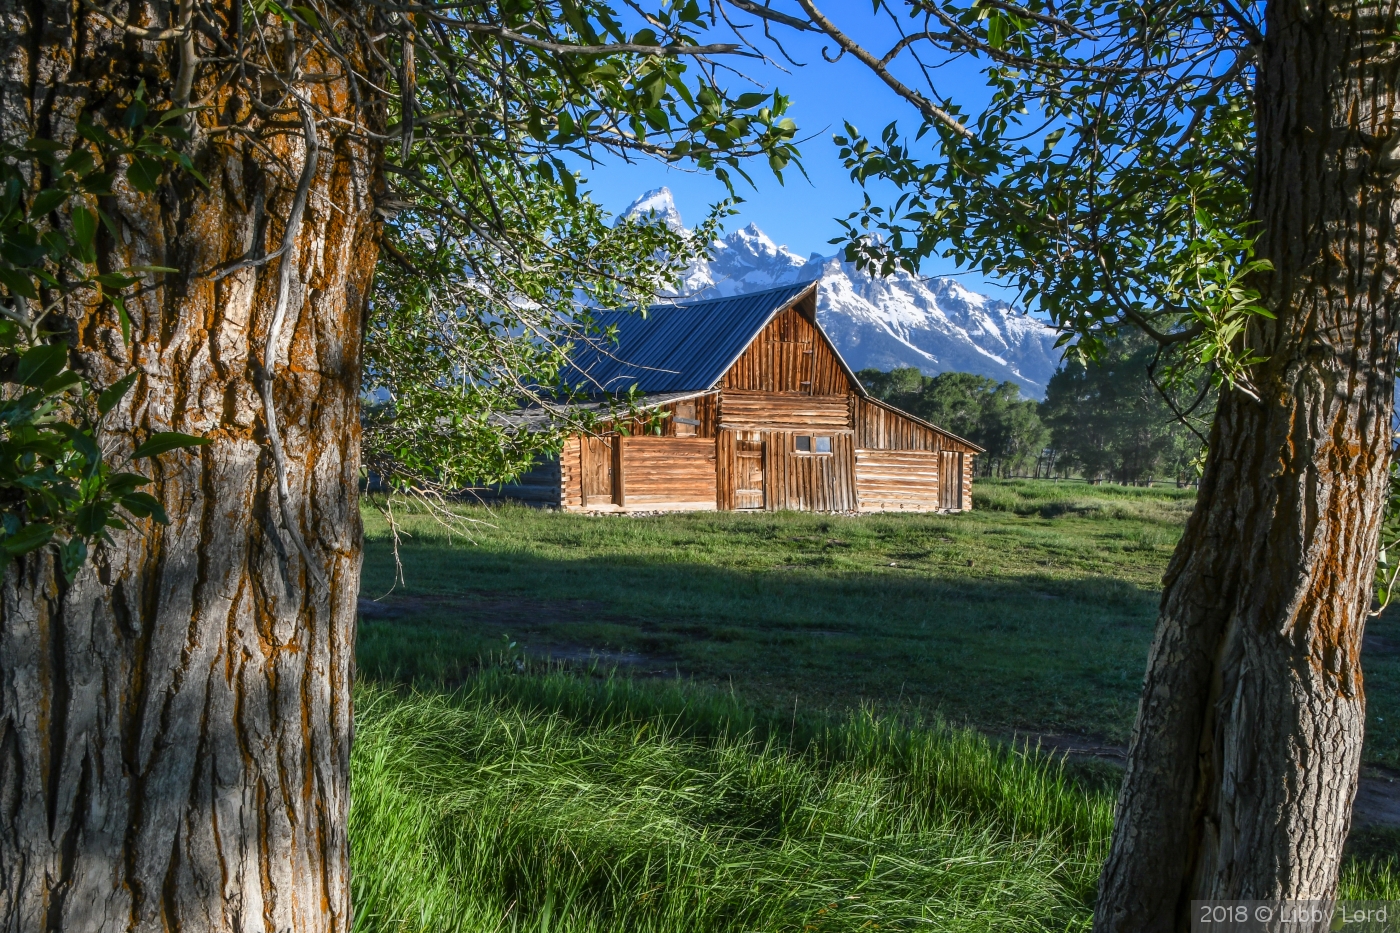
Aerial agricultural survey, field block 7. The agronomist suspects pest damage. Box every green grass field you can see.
[357,480,1400,763]
[351,479,1400,931]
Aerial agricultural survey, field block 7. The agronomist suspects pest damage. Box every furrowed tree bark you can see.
[0,2,379,930]
[1094,3,1400,931]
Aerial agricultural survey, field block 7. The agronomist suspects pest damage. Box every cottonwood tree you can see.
[725,0,1396,928]
[0,1,795,928]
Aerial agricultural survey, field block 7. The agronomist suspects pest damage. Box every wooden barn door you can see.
[582,436,616,506]
[734,432,766,509]
[939,451,963,510]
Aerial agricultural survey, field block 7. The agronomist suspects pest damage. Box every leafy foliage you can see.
[363,0,802,498]
[0,92,209,575]
[365,170,725,495]
[820,0,1262,378]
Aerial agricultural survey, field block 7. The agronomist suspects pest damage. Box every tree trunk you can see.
[1093,4,1400,930]
[0,3,378,930]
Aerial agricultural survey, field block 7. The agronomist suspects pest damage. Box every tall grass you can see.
[351,671,1111,933]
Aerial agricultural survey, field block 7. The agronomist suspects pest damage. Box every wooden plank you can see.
[614,436,626,509]
[855,447,942,512]
[560,436,585,510]
[719,391,852,430]
[720,307,852,394]
[618,437,717,510]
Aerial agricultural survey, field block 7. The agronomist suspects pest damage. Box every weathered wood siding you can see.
[469,455,562,506]
[721,307,849,394]
[718,391,851,431]
[560,436,584,509]
[718,428,857,512]
[619,437,717,510]
[851,397,977,511]
[766,430,858,511]
[550,298,979,515]
[854,449,942,511]
[852,397,979,454]
[962,450,975,512]
[610,393,718,438]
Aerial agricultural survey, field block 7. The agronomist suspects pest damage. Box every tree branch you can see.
[793,0,974,139]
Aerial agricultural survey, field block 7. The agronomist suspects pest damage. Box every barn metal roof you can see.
[493,390,715,432]
[564,282,839,394]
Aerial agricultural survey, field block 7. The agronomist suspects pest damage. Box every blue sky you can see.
[571,6,1019,301]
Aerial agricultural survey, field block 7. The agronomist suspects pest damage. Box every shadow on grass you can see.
[358,537,1161,745]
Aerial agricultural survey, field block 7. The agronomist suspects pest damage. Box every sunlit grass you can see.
[352,671,1110,933]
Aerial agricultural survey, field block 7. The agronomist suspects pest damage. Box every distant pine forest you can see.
[859,335,1210,486]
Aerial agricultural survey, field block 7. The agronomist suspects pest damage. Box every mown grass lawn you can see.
[351,479,1400,932]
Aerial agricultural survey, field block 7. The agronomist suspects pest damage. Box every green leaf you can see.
[119,490,168,523]
[0,267,37,299]
[71,207,98,250]
[96,272,139,289]
[60,148,96,177]
[1,522,55,557]
[122,98,149,130]
[59,537,87,580]
[111,295,132,347]
[74,502,107,537]
[106,471,151,495]
[98,372,139,416]
[131,431,211,460]
[29,187,69,216]
[15,343,68,388]
[127,157,163,193]
[40,369,82,394]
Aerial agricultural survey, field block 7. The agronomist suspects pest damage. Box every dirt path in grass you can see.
[1015,732,1400,830]
[357,595,677,673]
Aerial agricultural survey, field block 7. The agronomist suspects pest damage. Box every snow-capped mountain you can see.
[620,187,1063,398]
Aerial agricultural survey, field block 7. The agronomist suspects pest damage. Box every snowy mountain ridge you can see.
[622,187,1062,398]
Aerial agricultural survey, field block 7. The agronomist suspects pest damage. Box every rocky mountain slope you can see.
[623,187,1062,398]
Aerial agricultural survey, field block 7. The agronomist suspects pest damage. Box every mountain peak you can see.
[619,187,683,231]
[619,191,1060,396]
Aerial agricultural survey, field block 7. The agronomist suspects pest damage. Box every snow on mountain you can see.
[618,188,1062,398]
[621,186,687,232]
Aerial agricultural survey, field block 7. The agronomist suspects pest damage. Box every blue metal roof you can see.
[564,283,817,394]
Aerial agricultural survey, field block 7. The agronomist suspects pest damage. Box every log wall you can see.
[854,449,942,511]
[851,397,979,512]
[852,396,980,454]
[718,391,852,431]
[619,437,717,511]
[717,428,858,512]
[560,436,584,509]
[469,455,562,506]
[609,393,718,438]
[765,430,858,512]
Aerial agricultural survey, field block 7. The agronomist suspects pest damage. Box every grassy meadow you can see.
[351,479,1400,931]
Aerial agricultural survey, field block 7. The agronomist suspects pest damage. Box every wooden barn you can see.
[490,282,982,513]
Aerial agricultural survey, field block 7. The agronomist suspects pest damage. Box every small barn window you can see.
[795,435,811,452]
[673,401,698,436]
[814,436,832,453]
[795,435,832,455]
